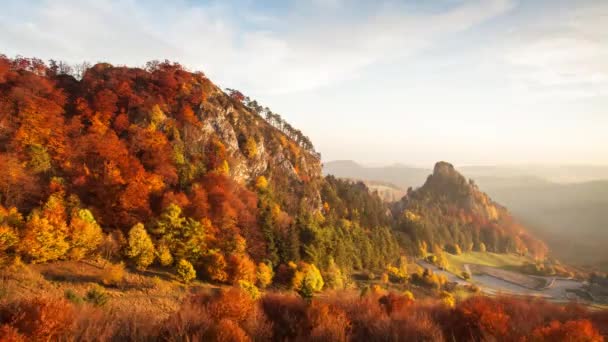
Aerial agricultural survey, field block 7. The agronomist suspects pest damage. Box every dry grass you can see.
[0,261,605,341]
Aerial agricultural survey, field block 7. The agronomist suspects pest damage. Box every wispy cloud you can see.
[1,0,515,94]
[503,1,608,98]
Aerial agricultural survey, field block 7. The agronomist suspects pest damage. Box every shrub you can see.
[387,311,444,342]
[100,262,125,286]
[403,290,415,301]
[445,243,462,255]
[411,268,447,290]
[0,297,75,340]
[0,324,26,342]
[176,259,196,283]
[86,285,109,307]
[440,291,455,308]
[64,289,84,305]
[255,176,268,191]
[238,280,261,300]
[379,292,414,314]
[380,273,389,284]
[298,279,315,300]
[212,319,249,342]
[261,293,308,340]
[307,301,351,341]
[448,296,510,340]
[532,319,603,342]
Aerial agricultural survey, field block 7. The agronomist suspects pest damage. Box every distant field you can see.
[445,252,533,274]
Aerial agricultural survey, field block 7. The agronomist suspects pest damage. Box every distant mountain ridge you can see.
[392,162,547,258]
[324,159,608,268]
[323,160,429,190]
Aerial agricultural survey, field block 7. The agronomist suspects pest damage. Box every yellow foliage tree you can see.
[255,176,268,191]
[291,262,324,292]
[20,212,69,263]
[215,159,230,175]
[227,253,256,284]
[176,259,196,283]
[239,280,261,299]
[156,243,174,266]
[244,137,258,159]
[0,225,18,264]
[204,250,228,282]
[440,291,455,308]
[256,262,274,288]
[101,262,125,286]
[68,209,103,260]
[149,104,166,129]
[126,223,155,270]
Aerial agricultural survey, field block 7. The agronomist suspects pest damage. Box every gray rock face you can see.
[191,84,321,192]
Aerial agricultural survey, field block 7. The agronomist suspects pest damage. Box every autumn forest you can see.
[0,55,606,341]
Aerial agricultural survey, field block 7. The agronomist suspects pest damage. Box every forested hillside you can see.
[0,55,397,287]
[2,55,607,342]
[392,162,547,258]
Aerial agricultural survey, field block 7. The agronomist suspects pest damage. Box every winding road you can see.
[416,260,586,301]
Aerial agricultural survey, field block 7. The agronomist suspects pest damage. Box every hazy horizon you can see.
[325,159,608,169]
[3,0,607,165]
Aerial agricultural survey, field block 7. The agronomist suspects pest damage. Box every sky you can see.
[1,0,607,167]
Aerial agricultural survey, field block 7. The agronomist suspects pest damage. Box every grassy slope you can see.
[445,252,533,274]
[0,260,221,319]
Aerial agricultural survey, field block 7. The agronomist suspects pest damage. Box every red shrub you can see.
[444,296,510,341]
[325,292,391,341]
[212,319,250,342]
[261,293,308,340]
[0,297,75,340]
[0,324,26,342]
[532,319,604,342]
[388,311,444,342]
[379,292,414,315]
[307,301,351,341]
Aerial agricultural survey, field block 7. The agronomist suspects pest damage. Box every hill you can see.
[323,160,429,190]
[0,55,398,281]
[325,160,608,269]
[392,162,547,258]
[476,178,608,268]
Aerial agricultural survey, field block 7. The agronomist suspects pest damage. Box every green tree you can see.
[152,204,207,262]
[324,258,345,289]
